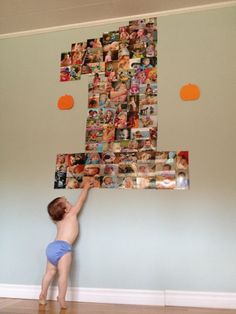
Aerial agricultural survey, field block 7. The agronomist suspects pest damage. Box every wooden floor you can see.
[0,298,236,314]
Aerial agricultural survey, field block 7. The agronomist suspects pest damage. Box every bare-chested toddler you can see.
[39,181,93,309]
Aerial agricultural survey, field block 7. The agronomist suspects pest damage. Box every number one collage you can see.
[55,18,190,190]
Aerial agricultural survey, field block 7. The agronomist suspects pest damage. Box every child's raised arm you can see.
[70,181,93,215]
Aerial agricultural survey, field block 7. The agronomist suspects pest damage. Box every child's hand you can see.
[82,181,94,190]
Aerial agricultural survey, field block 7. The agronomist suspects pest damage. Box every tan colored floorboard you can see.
[0,298,236,314]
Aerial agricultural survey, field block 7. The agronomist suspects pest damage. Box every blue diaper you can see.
[46,240,72,266]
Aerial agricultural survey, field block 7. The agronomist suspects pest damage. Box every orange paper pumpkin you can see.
[180,84,200,101]
[57,94,74,110]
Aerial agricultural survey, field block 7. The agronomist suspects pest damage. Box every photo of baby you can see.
[120,176,136,189]
[101,176,118,188]
[66,177,83,189]
[84,165,101,176]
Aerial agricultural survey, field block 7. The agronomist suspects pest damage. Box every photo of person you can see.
[99,92,110,107]
[83,175,101,188]
[129,19,146,31]
[103,108,115,124]
[120,176,136,189]
[88,94,99,108]
[86,128,103,143]
[156,162,175,173]
[114,112,127,129]
[81,64,92,75]
[60,67,71,82]
[102,124,115,142]
[103,31,119,45]
[68,153,86,165]
[140,139,156,151]
[118,42,130,58]
[176,170,189,190]
[129,76,140,94]
[84,47,103,64]
[110,81,128,103]
[131,128,150,140]
[140,57,157,71]
[104,49,118,62]
[60,52,72,66]
[66,163,84,179]
[139,115,157,128]
[115,102,128,114]
[71,42,87,53]
[136,176,154,189]
[87,38,103,49]
[89,72,102,89]
[139,105,157,116]
[102,141,115,152]
[102,152,116,163]
[71,50,85,65]
[66,154,85,178]
[85,142,103,153]
[140,83,157,95]
[69,65,81,80]
[84,165,100,176]
[101,176,118,188]
[156,151,168,163]
[112,141,121,152]
[127,111,139,128]
[156,175,176,190]
[118,163,137,176]
[128,95,139,113]
[85,153,102,165]
[137,150,156,162]
[145,42,157,58]
[145,67,157,83]
[121,152,138,163]
[87,107,102,121]
[119,26,130,42]
[105,60,118,77]
[115,128,131,141]
[140,94,157,106]
[176,151,189,170]
[130,47,145,59]
[56,154,68,168]
[87,62,105,74]
[66,177,82,189]
[118,55,130,71]
[101,164,118,176]
[54,161,67,189]
[88,72,106,94]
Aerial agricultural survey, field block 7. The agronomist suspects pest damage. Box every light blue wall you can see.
[0,6,236,292]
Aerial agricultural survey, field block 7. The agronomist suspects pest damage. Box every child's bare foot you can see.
[39,292,47,305]
[57,296,67,309]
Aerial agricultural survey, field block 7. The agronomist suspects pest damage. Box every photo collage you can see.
[56,18,190,190]
[54,151,189,189]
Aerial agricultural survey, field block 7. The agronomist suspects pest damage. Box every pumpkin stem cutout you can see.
[180,84,200,101]
[57,94,74,110]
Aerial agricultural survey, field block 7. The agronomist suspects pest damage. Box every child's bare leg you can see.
[39,261,57,304]
[57,252,72,309]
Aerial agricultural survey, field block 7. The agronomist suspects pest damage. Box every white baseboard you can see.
[165,290,236,310]
[0,284,236,309]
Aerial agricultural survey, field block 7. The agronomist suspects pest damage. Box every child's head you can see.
[104,165,114,175]
[104,176,113,185]
[47,197,71,221]
[163,164,171,171]
[142,58,150,66]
